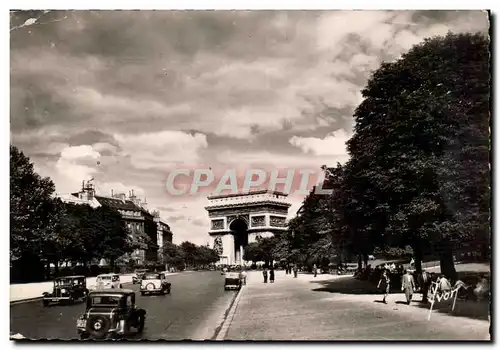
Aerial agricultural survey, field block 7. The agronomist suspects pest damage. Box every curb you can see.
[10,297,43,305]
[214,284,244,340]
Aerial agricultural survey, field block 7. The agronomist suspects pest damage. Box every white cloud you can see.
[60,145,100,160]
[114,131,208,170]
[92,142,118,155]
[289,129,351,157]
[52,145,101,192]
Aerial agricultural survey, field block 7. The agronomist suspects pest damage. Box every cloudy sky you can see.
[10,10,489,245]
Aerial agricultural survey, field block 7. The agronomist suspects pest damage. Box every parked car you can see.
[76,289,146,339]
[42,276,89,307]
[94,274,122,290]
[224,272,241,291]
[132,269,148,284]
[140,272,171,295]
[368,255,376,260]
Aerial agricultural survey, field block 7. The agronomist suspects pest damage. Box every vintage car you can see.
[94,274,122,290]
[76,289,146,339]
[42,276,89,306]
[224,272,242,291]
[132,269,148,284]
[140,272,171,295]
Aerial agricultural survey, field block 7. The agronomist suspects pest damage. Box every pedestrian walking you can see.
[377,270,390,304]
[269,267,275,283]
[240,269,247,285]
[401,270,416,305]
[293,265,298,278]
[313,264,317,277]
[419,270,430,303]
[410,257,415,269]
[263,268,268,283]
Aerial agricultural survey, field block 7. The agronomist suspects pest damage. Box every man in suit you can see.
[401,270,416,305]
[418,270,431,303]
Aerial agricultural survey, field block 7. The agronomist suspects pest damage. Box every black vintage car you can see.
[42,276,89,306]
[224,272,242,291]
[76,289,146,340]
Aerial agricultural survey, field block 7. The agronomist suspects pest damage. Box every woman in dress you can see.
[377,270,391,304]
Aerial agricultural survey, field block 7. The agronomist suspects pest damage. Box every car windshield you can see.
[55,279,72,285]
[100,276,112,280]
[92,296,121,306]
[143,274,161,280]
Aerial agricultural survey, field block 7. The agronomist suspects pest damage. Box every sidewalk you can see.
[223,271,490,340]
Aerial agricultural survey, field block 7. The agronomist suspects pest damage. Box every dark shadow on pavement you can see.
[310,276,384,295]
[309,275,489,322]
[413,298,489,321]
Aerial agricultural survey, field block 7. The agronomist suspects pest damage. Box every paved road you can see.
[10,271,237,340]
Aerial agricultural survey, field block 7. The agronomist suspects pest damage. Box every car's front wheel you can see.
[42,299,49,307]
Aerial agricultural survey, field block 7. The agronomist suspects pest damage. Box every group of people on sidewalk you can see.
[262,267,275,283]
[285,263,299,278]
[262,263,302,283]
[377,268,455,305]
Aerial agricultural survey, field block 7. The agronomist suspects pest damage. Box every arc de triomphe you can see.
[205,190,291,265]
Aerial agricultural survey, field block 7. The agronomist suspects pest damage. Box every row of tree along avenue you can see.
[10,145,219,282]
[244,33,490,281]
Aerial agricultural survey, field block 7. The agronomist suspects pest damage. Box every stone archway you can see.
[229,218,248,265]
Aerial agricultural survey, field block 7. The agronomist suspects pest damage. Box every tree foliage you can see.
[344,32,490,278]
[267,33,490,280]
[10,145,61,263]
[163,241,219,269]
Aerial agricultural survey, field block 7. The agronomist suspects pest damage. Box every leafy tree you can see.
[196,245,220,266]
[93,205,135,268]
[10,145,62,280]
[243,241,264,262]
[345,32,490,279]
[179,241,199,268]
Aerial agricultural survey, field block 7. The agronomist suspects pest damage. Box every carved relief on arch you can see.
[227,214,249,227]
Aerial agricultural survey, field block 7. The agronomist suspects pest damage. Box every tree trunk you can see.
[413,245,423,274]
[362,253,368,268]
[357,255,362,270]
[439,240,457,281]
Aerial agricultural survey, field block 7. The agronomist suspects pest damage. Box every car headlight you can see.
[61,289,66,294]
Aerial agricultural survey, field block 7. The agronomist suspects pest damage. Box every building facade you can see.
[58,180,173,266]
[205,190,291,265]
